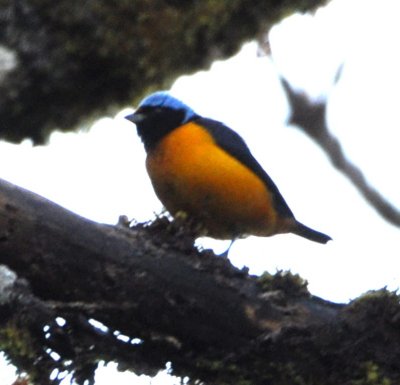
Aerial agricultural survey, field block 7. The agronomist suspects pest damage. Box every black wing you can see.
[195,117,294,219]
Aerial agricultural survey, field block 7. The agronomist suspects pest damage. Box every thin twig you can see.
[280,76,400,227]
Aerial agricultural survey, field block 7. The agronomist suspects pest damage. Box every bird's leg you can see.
[218,238,236,258]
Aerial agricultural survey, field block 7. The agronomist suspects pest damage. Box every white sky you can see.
[1,0,399,383]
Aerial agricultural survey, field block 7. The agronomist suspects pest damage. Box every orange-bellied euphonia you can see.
[125,91,331,244]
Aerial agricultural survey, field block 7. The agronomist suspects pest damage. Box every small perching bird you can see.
[125,91,331,245]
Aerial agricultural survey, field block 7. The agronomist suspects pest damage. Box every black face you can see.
[126,106,189,151]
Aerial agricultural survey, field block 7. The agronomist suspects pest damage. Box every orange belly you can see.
[146,122,279,239]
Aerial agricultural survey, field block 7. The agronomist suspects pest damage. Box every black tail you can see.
[291,221,332,244]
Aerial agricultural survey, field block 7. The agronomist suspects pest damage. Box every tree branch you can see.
[1,178,399,385]
[0,0,328,144]
[280,77,400,227]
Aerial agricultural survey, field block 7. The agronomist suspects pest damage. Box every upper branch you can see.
[0,0,328,143]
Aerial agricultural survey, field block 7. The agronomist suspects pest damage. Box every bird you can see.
[125,91,331,246]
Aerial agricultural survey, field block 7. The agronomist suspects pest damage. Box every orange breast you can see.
[146,122,279,239]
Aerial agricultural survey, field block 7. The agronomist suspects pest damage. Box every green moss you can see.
[346,289,400,322]
[351,362,392,385]
[0,323,36,360]
[0,322,46,384]
[349,289,399,306]
[258,270,309,298]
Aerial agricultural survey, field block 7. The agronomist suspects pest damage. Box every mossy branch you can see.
[1,178,400,384]
[0,0,328,143]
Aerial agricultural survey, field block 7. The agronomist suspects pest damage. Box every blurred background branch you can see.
[280,76,400,227]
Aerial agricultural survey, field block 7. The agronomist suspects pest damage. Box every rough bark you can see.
[0,0,328,144]
[1,177,400,385]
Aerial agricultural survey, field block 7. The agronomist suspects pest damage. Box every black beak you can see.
[125,109,146,124]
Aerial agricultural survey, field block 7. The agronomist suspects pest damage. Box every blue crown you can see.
[138,91,196,123]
